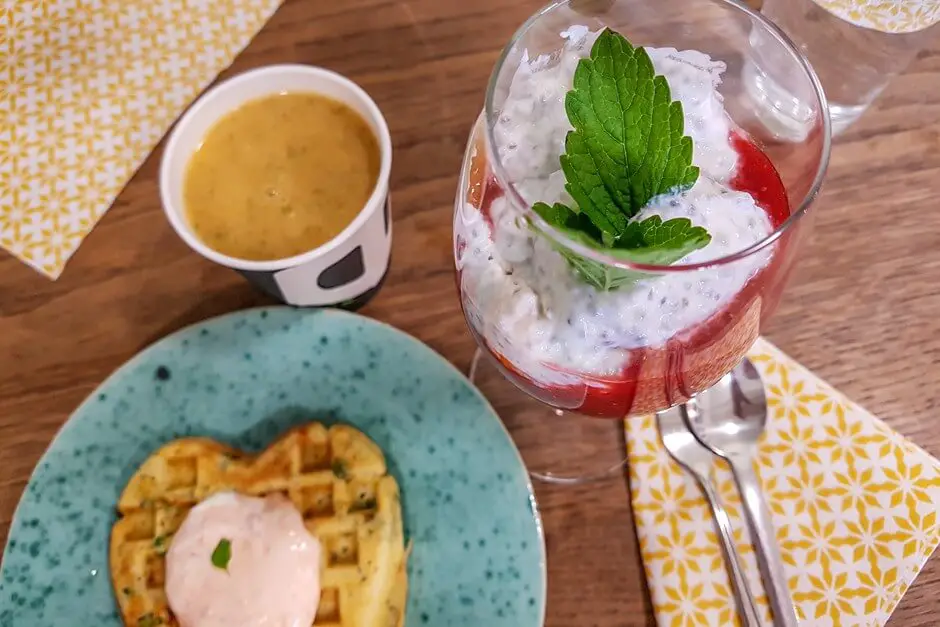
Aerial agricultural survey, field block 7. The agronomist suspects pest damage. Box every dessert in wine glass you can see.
[453,0,830,483]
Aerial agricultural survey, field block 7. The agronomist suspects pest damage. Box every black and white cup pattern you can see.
[160,64,394,309]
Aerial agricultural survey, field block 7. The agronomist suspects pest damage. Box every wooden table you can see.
[2,0,939,624]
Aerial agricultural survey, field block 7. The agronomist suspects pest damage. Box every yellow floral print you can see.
[715,472,745,524]
[780,518,851,573]
[645,524,720,579]
[881,447,940,511]
[763,418,824,468]
[629,415,679,486]
[766,369,826,425]
[659,577,726,627]
[794,569,855,621]
[895,508,939,562]
[816,405,879,465]
[813,0,940,33]
[820,463,882,512]
[768,462,834,519]
[852,561,905,617]
[633,470,708,529]
[0,0,284,278]
[625,337,940,627]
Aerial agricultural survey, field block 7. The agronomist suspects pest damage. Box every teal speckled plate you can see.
[0,307,546,626]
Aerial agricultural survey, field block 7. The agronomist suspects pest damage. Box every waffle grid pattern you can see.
[110,423,401,627]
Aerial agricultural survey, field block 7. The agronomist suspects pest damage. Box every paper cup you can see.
[160,65,393,308]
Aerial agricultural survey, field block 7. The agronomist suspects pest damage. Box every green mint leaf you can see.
[153,534,167,555]
[559,248,639,292]
[532,201,576,227]
[533,203,710,290]
[211,538,231,570]
[560,28,698,234]
[558,132,628,237]
[529,29,709,291]
[614,215,711,265]
[533,201,601,237]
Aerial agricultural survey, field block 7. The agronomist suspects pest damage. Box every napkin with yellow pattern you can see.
[626,337,940,626]
[0,0,284,278]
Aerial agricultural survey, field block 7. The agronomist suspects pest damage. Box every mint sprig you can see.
[533,28,708,290]
[211,538,231,570]
[534,202,710,290]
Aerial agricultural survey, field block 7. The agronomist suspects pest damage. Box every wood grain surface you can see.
[2,1,940,625]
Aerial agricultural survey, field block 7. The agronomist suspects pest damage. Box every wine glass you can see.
[453,0,830,483]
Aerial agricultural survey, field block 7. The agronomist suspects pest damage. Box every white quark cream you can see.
[165,492,322,627]
[456,27,774,381]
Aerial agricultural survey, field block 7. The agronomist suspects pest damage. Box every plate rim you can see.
[0,305,548,627]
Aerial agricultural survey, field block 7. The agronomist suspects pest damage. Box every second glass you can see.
[453,0,831,482]
[746,0,940,137]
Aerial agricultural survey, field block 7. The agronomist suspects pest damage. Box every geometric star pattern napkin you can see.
[811,0,940,34]
[0,0,283,278]
[626,337,940,626]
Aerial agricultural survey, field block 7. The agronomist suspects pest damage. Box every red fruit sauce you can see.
[460,131,792,419]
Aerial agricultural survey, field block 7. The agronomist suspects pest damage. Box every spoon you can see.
[681,358,799,627]
[657,407,763,627]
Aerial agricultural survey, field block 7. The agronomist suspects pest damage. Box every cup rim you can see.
[482,0,832,274]
[159,64,392,272]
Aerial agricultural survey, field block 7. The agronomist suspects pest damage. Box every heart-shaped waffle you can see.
[109,422,407,627]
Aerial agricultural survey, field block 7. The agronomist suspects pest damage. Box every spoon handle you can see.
[731,457,799,627]
[699,479,764,627]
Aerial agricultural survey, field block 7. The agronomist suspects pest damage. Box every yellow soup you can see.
[183,92,380,261]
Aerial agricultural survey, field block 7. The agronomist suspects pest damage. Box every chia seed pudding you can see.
[455,26,783,410]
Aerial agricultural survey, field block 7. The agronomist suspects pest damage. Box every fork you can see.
[657,406,763,627]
